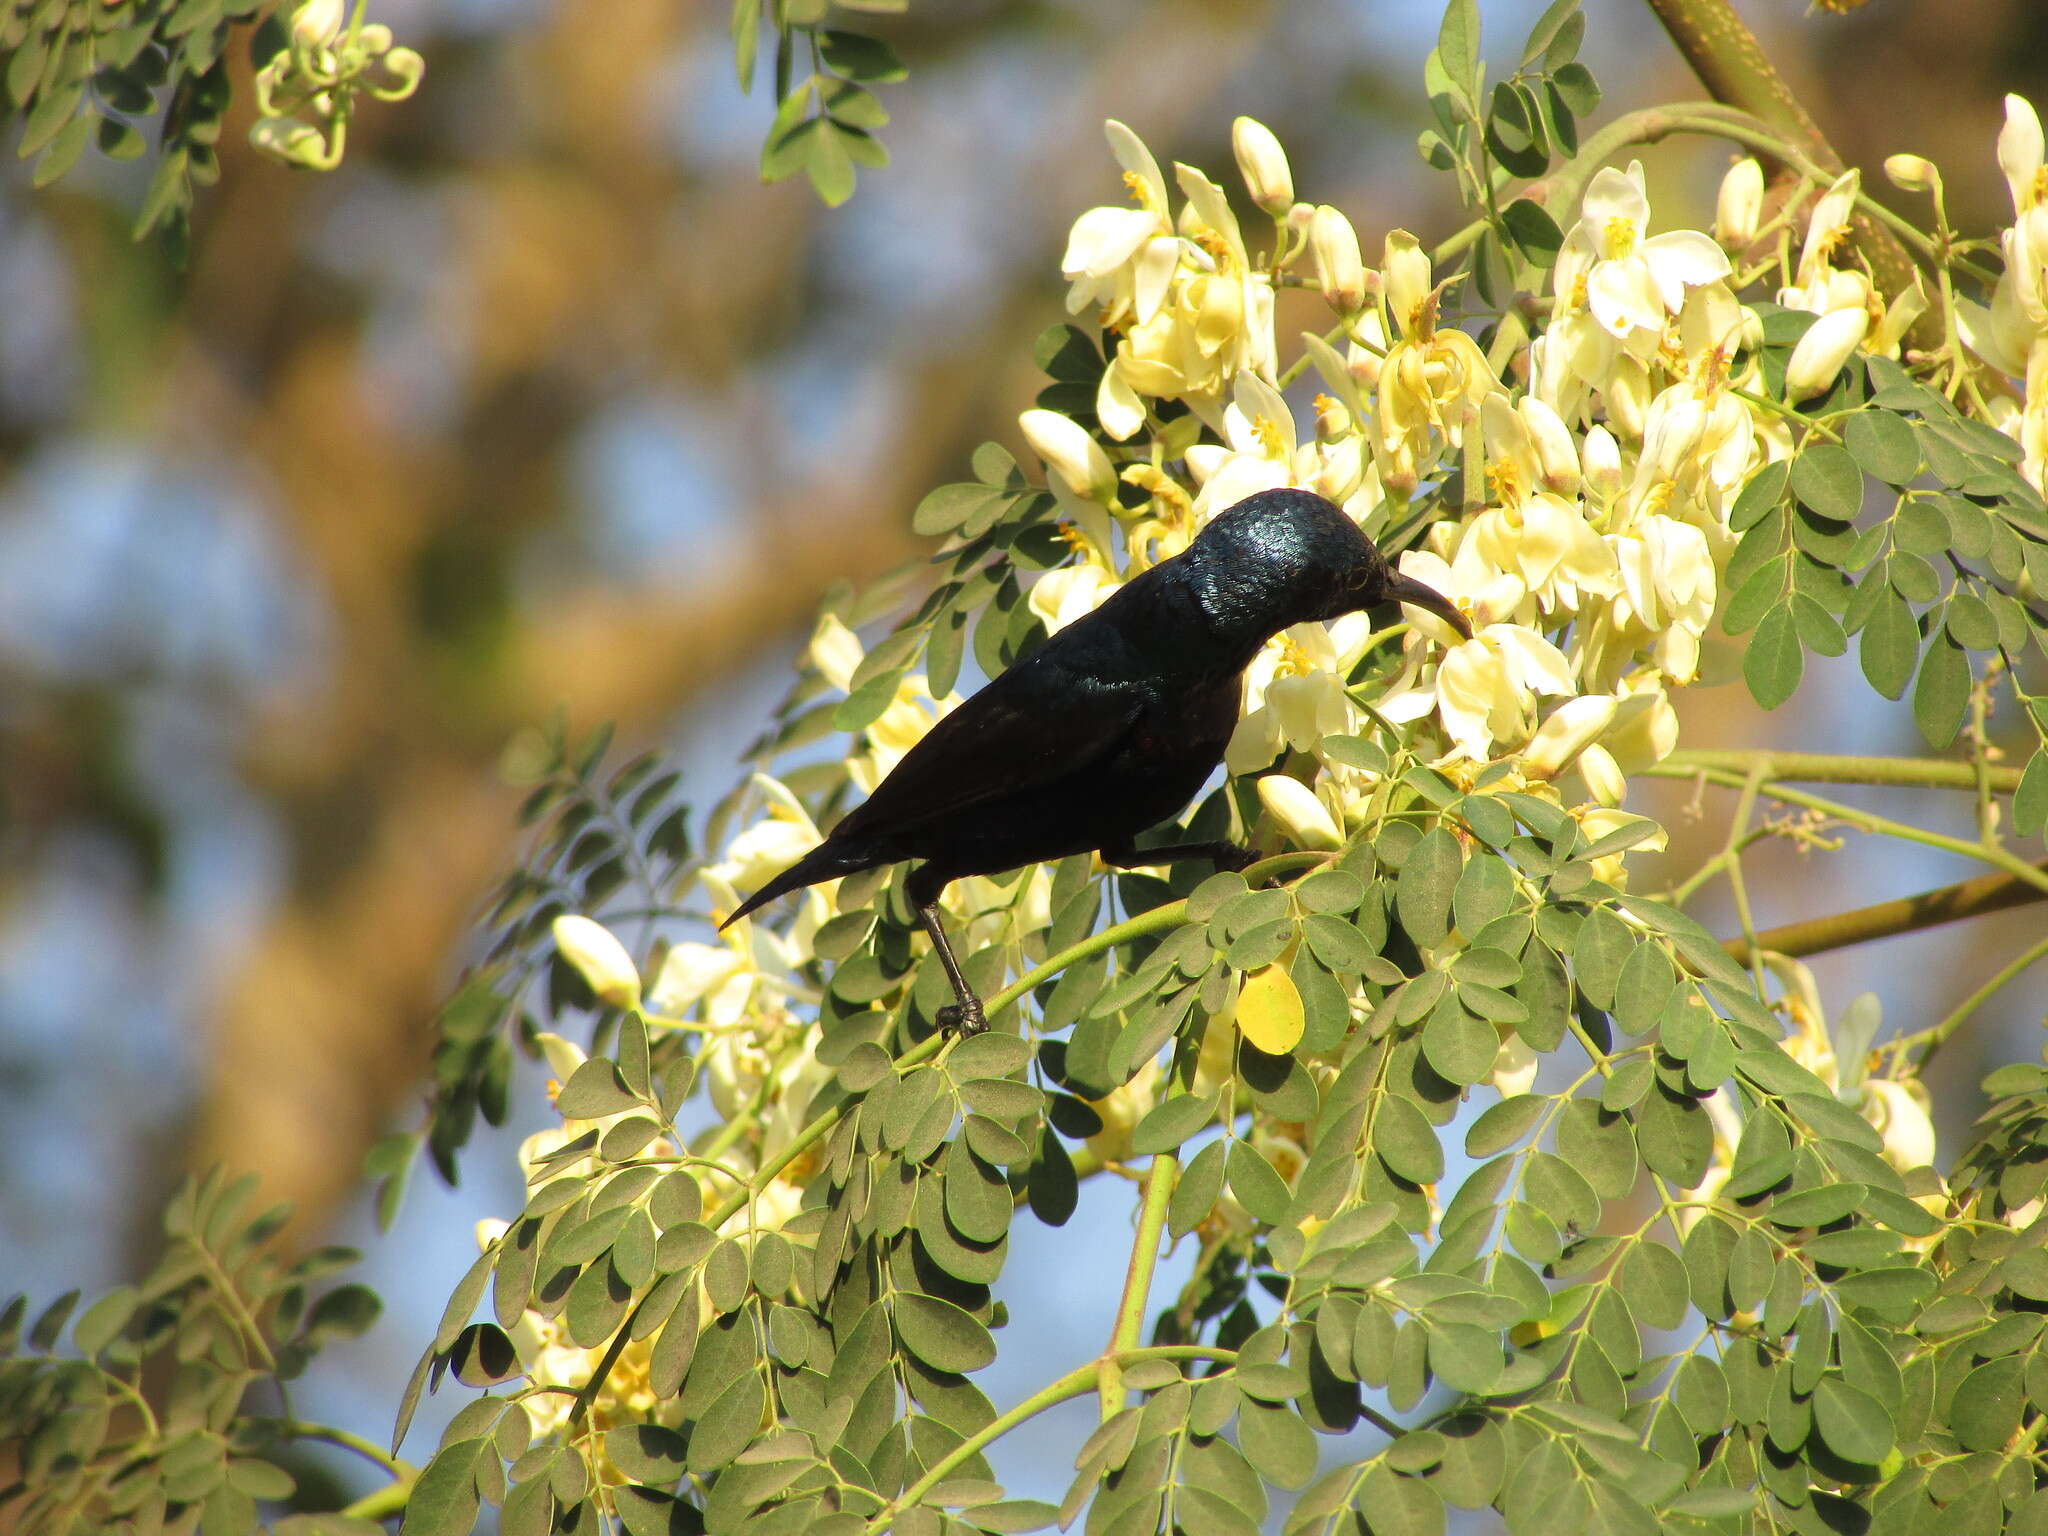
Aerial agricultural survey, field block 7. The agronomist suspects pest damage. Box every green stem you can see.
[1643,763,2048,896]
[290,1421,417,1481]
[572,853,1318,1427]
[1900,932,2048,1073]
[341,1467,417,1522]
[1099,1138,1181,1420]
[1661,747,2024,793]
[864,1346,1236,1534]
[1724,855,2048,965]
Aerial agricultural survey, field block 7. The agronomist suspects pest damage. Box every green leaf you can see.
[32,110,92,188]
[2014,750,2048,837]
[1375,1094,1445,1184]
[1951,1355,2025,1452]
[1466,1094,1544,1158]
[1791,444,1864,521]
[817,29,906,82]
[1227,1138,1293,1223]
[895,1292,996,1373]
[1130,1091,1217,1156]
[1743,603,1803,709]
[1858,586,1919,699]
[1843,410,1921,484]
[1812,1376,1891,1464]
[1911,632,1971,749]
[1549,61,1600,115]
[73,1286,138,1355]
[1501,199,1562,267]
[1397,828,1462,946]
[1420,998,1497,1087]
[556,1058,638,1119]
[1237,1399,1318,1488]
[1435,0,1480,104]
[398,1439,484,1536]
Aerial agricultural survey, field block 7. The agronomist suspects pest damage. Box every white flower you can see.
[1020,408,1117,503]
[1258,774,1343,849]
[1861,1079,1937,1173]
[1520,694,1620,779]
[1784,306,1870,403]
[551,915,640,1009]
[291,0,345,48]
[649,941,752,1029]
[809,612,864,692]
[1231,117,1294,216]
[1714,158,1764,248]
[1561,163,1731,341]
[1432,623,1576,761]
[1310,205,1367,314]
[1489,1032,1539,1097]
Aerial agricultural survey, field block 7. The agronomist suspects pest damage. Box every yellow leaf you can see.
[1237,963,1304,1055]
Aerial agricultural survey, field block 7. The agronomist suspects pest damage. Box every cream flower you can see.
[1559,163,1731,342]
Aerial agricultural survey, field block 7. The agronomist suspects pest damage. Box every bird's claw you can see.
[936,998,988,1037]
[1212,843,1257,874]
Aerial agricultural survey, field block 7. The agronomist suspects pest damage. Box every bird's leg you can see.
[1101,838,1256,875]
[914,899,987,1036]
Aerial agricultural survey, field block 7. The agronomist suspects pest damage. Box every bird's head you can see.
[1184,488,1473,645]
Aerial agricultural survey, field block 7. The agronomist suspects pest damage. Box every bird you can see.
[723,487,1471,1035]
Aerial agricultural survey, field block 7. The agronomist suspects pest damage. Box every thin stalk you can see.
[1723,856,2048,964]
[1099,1139,1181,1421]
[571,853,1319,1426]
[1899,932,2048,1073]
[290,1421,417,1481]
[864,1346,1237,1534]
[1643,763,2048,896]
[1663,747,2024,794]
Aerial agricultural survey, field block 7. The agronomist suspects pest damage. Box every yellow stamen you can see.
[1253,414,1288,458]
[1601,216,1637,261]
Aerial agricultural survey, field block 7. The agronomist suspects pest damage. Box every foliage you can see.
[732,0,909,208]
[10,0,2048,1533]
[0,1171,387,1535]
[365,0,2048,1529]
[0,0,420,258]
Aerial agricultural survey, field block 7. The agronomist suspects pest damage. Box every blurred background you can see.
[3,0,2047,1510]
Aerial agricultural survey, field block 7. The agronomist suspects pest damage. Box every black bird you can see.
[723,488,1471,1034]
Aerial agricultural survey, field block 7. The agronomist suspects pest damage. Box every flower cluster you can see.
[248,0,423,171]
[1957,94,2048,493]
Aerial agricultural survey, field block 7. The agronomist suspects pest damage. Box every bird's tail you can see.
[719,840,883,930]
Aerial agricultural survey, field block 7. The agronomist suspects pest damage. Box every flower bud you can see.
[248,115,329,169]
[1382,230,1431,337]
[1313,392,1351,440]
[1310,205,1367,315]
[1580,425,1623,502]
[1517,396,1581,495]
[808,612,863,692]
[291,0,345,49]
[1883,153,1938,194]
[2000,95,2045,218]
[1019,408,1116,503]
[535,1031,590,1082]
[551,915,641,1010]
[1257,774,1342,850]
[1861,1078,1936,1172]
[1784,306,1870,404]
[1576,743,1627,807]
[475,1218,510,1252]
[1714,158,1764,249]
[1604,358,1649,440]
[1231,116,1294,216]
[1521,695,1619,779]
[1489,1032,1539,1097]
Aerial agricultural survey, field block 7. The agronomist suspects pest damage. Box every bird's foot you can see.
[1212,843,1257,874]
[936,997,988,1037]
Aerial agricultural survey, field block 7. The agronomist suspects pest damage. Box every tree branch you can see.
[1722,855,2048,965]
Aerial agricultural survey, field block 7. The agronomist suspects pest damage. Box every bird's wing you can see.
[831,650,1142,843]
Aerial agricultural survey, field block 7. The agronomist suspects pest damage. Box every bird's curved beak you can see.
[1383,570,1473,641]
